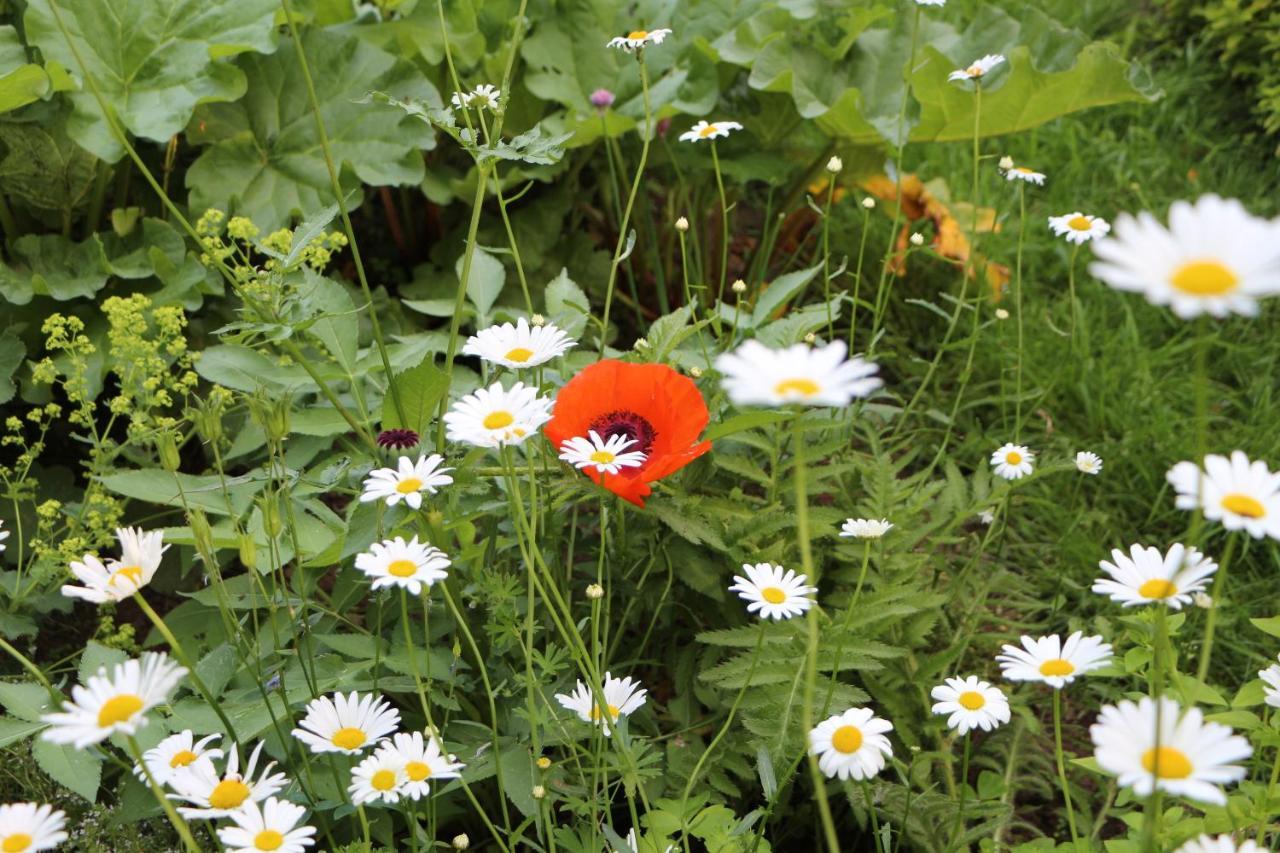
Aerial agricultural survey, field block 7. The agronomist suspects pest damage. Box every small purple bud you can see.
[590,88,616,111]
[656,116,672,137]
[377,428,420,450]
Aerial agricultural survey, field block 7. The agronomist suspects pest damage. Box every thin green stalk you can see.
[711,140,731,315]
[1013,183,1027,439]
[1253,715,1280,843]
[820,540,872,716]
[127,735,201,852]
[848,202,873,352]
[0,637,59,701]
[1052,689,1081,848]
[1067,242,1081,353]
[821,177,836,339]
[949,733,971,850]
[1196,534,1237,682]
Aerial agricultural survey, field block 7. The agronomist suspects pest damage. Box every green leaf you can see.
[24,0,280,162]
[752,264,821,324]
[704,411,793,442]
[196,644,240,698]
[97,468,268,516]
[0,330,24,405]
[314,633,385,660]
[0,716,46,748]
[0,26,50,114]
[458,246,505,319]
[0,682,54,722]
[186,29,438,230]
[544,268,589,339]
[33,737,101,801]
[0,234,111,304]
[0,113,97,218]
[301,272,359,374]
[1250,616,1280,639]
[382,358,449,436]
[78,641,127,684]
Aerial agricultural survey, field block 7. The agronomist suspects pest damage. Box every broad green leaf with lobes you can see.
[0,25,50,114]
[186,29,438,230]
[24,0,279,161]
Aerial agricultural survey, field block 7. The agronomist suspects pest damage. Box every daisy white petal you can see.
[990,443,1034,480]
[678,120,743,143]
[715,340,881,407]
[1175,835,1263,853]
[355,536,451,596]
[135,730,224,787]
[462,317,575,368]
[808,707,894,780]
[359,454,454,509]
[995,631,1112,689]
[948,54,1005,82]
[728,563,817,621]
[606,28,672,51]
[1092,543,1217,609]
[169,741,290,819]
[349,749,407,806]
[1259,655,1280,709]
[217,797,316,853]
[291,691,400,755]
[930,676,1011,735]
[60,526,167,603]
[40,651,186,748]
[374,731,463,801]
[1005,166,1046,185]
[558,430,647,475]
[554,673,646,736]
[1074,451,1103,474]
[839,518,893,539]
[0,803,67,852]
[1049,213,1110,245]
[443,381,553,448]
[1166,451,1280,540]
[0,519,8,553]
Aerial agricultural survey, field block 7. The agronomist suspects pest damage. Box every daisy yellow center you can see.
[2,835,32,853]
[209,778,251,810]
[396,477,422,494]
[1014,167,1034,174]
[590,704,622,722]
[628,30,648,39]
[1067,216,1092,231]
[483,411,515,430]
[1006,451,1022,465]
[1139,579,1178,599]
[109,565,144,588]
[1038,658,1075,677]
[774,378,820,397]
[371,769,398,791]
[958,691,986,710]
[1222,493,1265,518]
[97,693,144,727]
[760,586,787,604]
[253,830,285,851]
[1169,260,1238,296]
[504,347,535,363]
[169,749,199,768]
[1141,746,1193,779]
[967,65,984,77]
[831,725,863,754]
[698,124,718,138]
[332,727,367,750]
[589,450,617,465]
[387,559,418,578]
[406,761,432,781]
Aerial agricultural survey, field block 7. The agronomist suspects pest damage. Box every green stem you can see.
[821,177,836,339]
[1196,534,1237,683]
[712,140,731,316]
[848,203,872,352]
[1052,689,1080,848]
[949,733,971,850]
[127,735,201,852]
[820,540,871,716]
[1013,183,1026,440]
[437,167,490,450]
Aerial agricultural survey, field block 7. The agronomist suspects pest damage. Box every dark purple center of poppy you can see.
[589,410,657,455]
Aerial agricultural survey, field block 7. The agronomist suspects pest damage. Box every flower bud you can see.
[154,430,181,472]
[452,835,470,850]
[585,583,604,600]
[826,155,843,173]
[189,509,216,560]
[258,496,283,539]
[589,88,616,110]
[675,216,689,232]
[536,756,551,770]
[532,785,546,800]
[861,197,875,210]
[731,279,747,294]
[689,366,703,378]
[531,313,546,327]
[634,337,649,351]
[909,232,924,247]
[804,332,817,344]
[1193,592,1213,609]
[238,532,258,570]
[995,308,1009,320]
[998,155,1015,171]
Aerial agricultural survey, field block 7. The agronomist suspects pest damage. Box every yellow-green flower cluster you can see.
[101,294,198,441]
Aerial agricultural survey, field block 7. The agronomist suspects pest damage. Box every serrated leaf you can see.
[382,357,449,436]
[0,716,46,748]
[33,737,101,801]
[0,682,54,722]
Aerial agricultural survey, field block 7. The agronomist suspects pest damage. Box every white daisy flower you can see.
[714,340,882,407]
[978,509,996,525]
[1074,451,1103,475]
[727,563,817,621]
[558,430,647,475]
[996,631,1112,689]
[930,676,1011,735]
[678,120,743,143]
[217,797,316,853]
[1259,655,1280,709]
[40,651,186,748]
[809,707,894,781]
[1090,695,1251,805]
[61,526,167,603]
[462,317,575,368]
[1005,166,1046,186]
[624,827,675,853]
[948,54,1005,82]
[359,453,454,510]
[169,741,289,819]
[839,518,893,539]
[450,83,501,111]
[554,673,647,736]
[135,730,224,787]
[915,0,946,5]
[1092,543,1218,609]
[1088,195,1280,319]
[375,731,463,801]
[349,749,407,805]
[443,381,553,448]
[1049,212,1111,244]
[291,691,400,755]
[990,443,1034,480]
[0,803,67,853]
[1175,835,1263,853]
[355,536,451,596]
[0,519,9,553]
[606,28,672,52]
[1167,451,1280,540]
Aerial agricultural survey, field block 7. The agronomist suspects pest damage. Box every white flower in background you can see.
[217,797,316,853]
[169,741,289,819]
[41,652,186,748]
[355,536,451,596]
[606,28,672,51]
[558,430,647,475]
[450,84,501,111]
[1167,451,1280,540]
[1092,543,1217,609]
[443,381,553,448]
[463,317,575,368]
[0,803,67,852]
[1193,591,1214,609]
[839,518,893,539]
[1089,195,1280,318]
[1049,213,1111,244]
[1175,836,1263,853]
[715,340,881,407]
[809,707,894,780]
[978,509,996,525]
[0,519,8,553]
[990,443,1034,480]
[291,691,400,755]
[555,673,647,736]
[996,632,1112,689]
[625,827,676,853]
[134,730,223,787]
[349,749,407,805]
[375,731,463,801]
[948,54,1005,82]
[915,0,946,5]
[1259,654,1280,708]
[61,526,167,603]
[679,120,743,143]
[360,454,454,510]
[1005,166,1046,186]
[1090,695,1251,805]
[930,676,1011,735]
[728,563,818,621]
[1075,451,1103,475]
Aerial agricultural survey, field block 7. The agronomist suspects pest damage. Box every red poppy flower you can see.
[545,360,712,507]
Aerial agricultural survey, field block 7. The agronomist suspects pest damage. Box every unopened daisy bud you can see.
[530,313,546,327]
[585,583,604,600]
[689,366,703,378]
[532,785,546,800]
[826,156,843,174]
[536,756,551,769]
[238,531,258,570]
[909,232,924,247]
[731,279,747,294]
[452,835,470,850]
[804,332,817,344]
[1193,591,1213,609]
[675,216,689,232]
[995,308,1009,320]
[998,155,1014,171]
[634,337,650,351]
[861,197,875,210]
